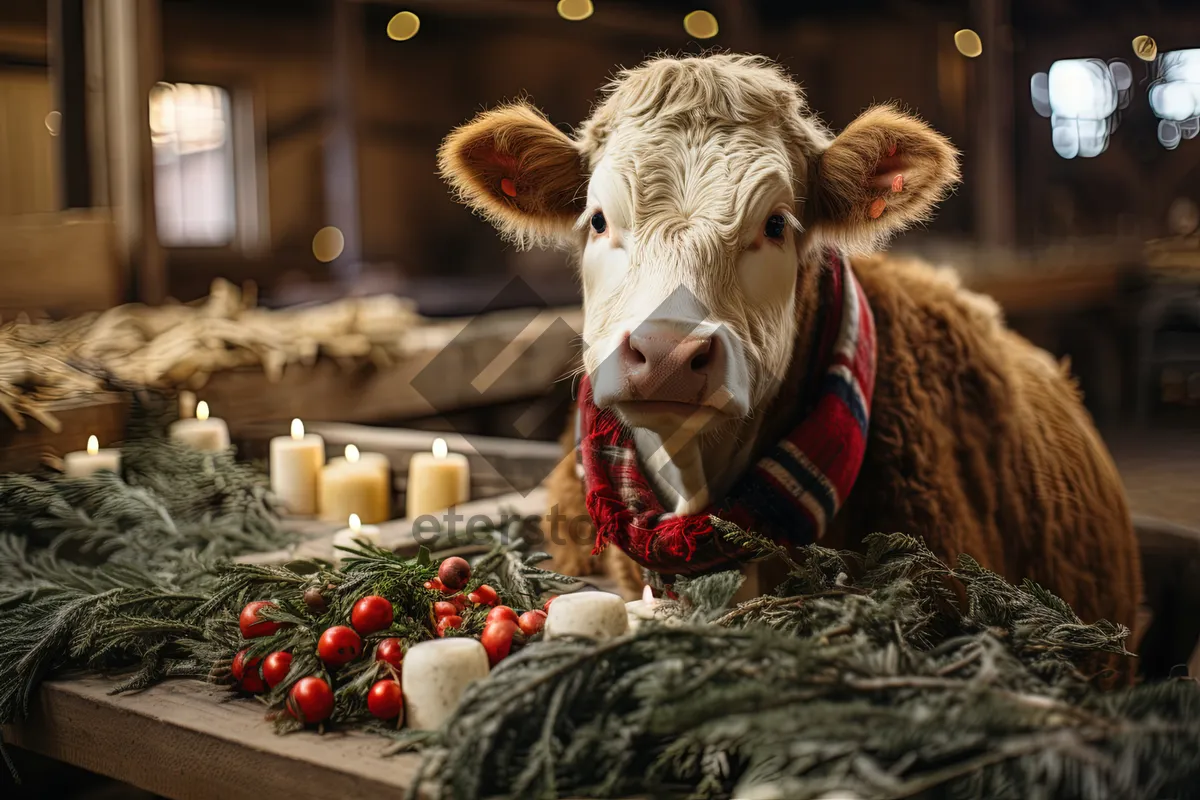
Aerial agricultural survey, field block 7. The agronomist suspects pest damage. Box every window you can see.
[149,82,236,246]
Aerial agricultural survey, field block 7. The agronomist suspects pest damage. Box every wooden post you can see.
[971,0,1016,247]
[99,0,165,303]
[49,0,92,209]
[325,0,364,284]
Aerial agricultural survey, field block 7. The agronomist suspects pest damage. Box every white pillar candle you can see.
[168,401,231,452]
[331,513,383,563]
[405,438,470,519]
[318,444,391,524]
[544,591,630,640]
[269,418,325,516]
[64,435,122,478]
[402,638,490,730]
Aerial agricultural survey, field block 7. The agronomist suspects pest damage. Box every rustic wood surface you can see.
[3,675,428,800]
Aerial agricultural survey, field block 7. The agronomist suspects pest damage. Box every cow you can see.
[438,54,1143,676]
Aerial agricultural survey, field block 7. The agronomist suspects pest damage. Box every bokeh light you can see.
[312,227,346,263]
[557,0,594,22]
[1133,35,1158,62]
[954,29,983,58]
[386,11,420,41]
[45,111,61,136]
[684,10,719,39]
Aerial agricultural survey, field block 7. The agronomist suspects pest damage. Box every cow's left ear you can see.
[804,105,960,254]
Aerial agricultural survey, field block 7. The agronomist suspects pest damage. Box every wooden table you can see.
[5,676,426,800]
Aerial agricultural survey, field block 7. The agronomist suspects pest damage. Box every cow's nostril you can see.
[622,332,647,365]
[689,336,715,374]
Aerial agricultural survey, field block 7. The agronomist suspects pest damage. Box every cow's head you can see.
[440,55,958,505]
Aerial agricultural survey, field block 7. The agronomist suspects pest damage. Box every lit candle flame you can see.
[87,435,99,456]
[432,437,448,459]
[345,444,360,463]
[196,400,210,422]
[290,418,304,440]
[349,513,361,532]
[642,585,655,605]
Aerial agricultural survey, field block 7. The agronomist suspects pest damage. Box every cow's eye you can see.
[591,211,607,234]
[764,214,787,240]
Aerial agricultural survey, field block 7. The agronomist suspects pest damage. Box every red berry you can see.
[432,601,458,619]
[375,637,405,669]
[481,619,517,666]
[239,601,286,638]
[351,595,394,635]
[317,625,362,667]
[436,615,463,637]
[424,578,447,592]
[467,584,499,607]
[518,609,547,636]
[287,676,334,724]
[367,679,404,720]
[486,605,520,626]
[231,649,264,692]
[261,651,293,688]
[438,556,471,591]
[543,596,558,613]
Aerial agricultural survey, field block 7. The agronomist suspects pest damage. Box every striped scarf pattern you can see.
[576,250,876,577]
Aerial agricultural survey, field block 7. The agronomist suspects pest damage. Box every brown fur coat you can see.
[543,252,1143,666]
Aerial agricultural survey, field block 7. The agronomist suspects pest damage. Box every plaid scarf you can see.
[576,250,876,577]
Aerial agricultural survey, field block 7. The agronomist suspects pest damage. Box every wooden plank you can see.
[238,487,549,565]
[3,675,428,800]
[0,392,129,474]
[203,306,582,435]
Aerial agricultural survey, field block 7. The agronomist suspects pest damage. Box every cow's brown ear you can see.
[438,102,587,249]
[804,105,959,254]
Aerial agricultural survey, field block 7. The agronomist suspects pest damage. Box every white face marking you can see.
[574,127,803,509]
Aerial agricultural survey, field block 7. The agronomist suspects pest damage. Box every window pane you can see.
[150,82,236,246]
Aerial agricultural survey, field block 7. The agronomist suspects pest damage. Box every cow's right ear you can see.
[438,102,587,249]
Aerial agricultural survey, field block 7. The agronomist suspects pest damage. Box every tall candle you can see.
[270,418,325,515]
[64,435,122,478]
[405,438,469,519]
[169,401,231,452]
[318,444,391,524]
[402,638,490,730]
[544,591,630,640]
[331,513,383,563]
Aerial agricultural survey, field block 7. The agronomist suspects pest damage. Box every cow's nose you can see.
[619,322,726,404]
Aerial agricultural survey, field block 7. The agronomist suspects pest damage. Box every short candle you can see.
[168,400,231,452]
[331,513,383,563]
[318,444,391,524]
[625,584,663,632]
[63,435,122,478]
[544,591,630,640]
[269,418,325,516]
[405,438,470,519]
[402,638,490,730]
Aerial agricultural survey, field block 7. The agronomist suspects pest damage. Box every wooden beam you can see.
[49,0,91,209]
[971,0,1017,247]
[100,0,165,303]
[324,0,365,283]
